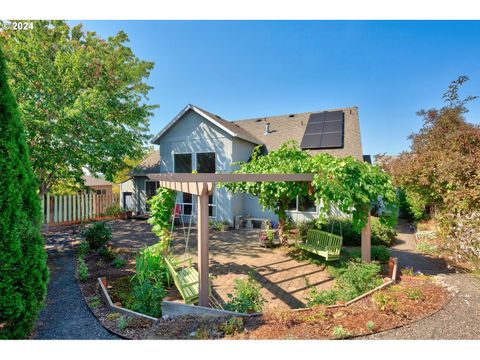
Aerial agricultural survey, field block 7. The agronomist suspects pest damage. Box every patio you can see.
[109,219,333,310]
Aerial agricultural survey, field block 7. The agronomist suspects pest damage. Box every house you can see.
[82,175,114,197]
[123,104,366,225]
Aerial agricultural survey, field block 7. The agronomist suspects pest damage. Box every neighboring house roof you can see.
[151,104,261,145]
[82,175,113,187]
[150,104,364,161]
[130,151,161,176]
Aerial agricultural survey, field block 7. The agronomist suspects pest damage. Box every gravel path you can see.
[32,230,119,340]
[361,220,480,339]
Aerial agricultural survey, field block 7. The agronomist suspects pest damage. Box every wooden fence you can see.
[41,192,120,225]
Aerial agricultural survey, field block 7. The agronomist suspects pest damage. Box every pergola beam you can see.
[147,173,314,183]
[158,180,214,196]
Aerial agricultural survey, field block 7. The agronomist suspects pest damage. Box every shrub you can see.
[130,278,166,318]
[88,296,101,308]
[104,204,123,217]
[83,221,112,250]
[366,321,375,332]
[77,241,91,256]
[224,273,266,313]
[444,211,480,271]
[332,326,351,339]
[77,257,89,282]
[129,243,169,317]
[372,291,399,313]
[0,50,49,339]
[98,245,116,262]
[112,257,127,269]
[307,261,383,306]
[347,245,392,263]
[220,317,244,336]
[117,316,128,331]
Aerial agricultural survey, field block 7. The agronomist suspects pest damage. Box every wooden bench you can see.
[296,229,343,261]
[164,256,211,305]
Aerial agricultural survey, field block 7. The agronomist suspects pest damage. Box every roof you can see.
[231,107,363,160]
[151,104,260,145]
[82,175,113,187]
[150,104,364,162]
[130,151,161,176]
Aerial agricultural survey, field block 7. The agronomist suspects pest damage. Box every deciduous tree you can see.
[0,21,157,195]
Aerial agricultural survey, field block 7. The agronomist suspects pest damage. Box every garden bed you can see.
[77,242,453,339]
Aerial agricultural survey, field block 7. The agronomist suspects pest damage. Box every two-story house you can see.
[120,104,366,225]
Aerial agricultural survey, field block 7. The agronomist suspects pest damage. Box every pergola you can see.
[146,173,372,307]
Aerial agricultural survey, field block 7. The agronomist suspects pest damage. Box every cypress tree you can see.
[0,47,49,339]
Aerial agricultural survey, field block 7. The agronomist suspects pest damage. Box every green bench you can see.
[164,256,210,305]
[296,229,343,261]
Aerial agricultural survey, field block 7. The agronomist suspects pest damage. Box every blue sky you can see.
[71,20,480,156]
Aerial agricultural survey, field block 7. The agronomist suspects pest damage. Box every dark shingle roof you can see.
[231,107,364,161]
[130,151,161,176]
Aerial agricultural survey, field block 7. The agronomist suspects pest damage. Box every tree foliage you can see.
[376,76,480,219]
[0,20,157,194]
[0,48,49,339]
[224,141,397,243]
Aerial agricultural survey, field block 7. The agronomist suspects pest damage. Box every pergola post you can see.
[361,211,372,263]
[197,182,210,307]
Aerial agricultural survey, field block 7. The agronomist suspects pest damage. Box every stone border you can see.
[97,278,261,321]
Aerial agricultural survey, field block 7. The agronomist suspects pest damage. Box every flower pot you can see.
[222,224,229,231]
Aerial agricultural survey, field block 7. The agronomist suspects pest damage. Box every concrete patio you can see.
[109,219,333,310]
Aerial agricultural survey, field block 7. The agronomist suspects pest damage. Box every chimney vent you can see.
[264,122,270,135]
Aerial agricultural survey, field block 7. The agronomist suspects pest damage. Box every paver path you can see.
[32,230,118,340]
[362,220,480,339]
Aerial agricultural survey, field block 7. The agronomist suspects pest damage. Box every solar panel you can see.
[300,111,344,149]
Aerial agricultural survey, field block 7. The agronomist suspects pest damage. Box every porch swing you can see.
[296,207,344,261]
[164,200,215,306]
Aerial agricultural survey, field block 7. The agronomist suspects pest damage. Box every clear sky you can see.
[70,20,480,156]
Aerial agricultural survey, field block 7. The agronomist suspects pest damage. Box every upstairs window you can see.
[174,153,192,173]
[196,152,216,173]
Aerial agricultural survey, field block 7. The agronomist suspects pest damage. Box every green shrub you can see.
[83,221,112,250]
[307,261,383,306]
[88,296,101,308]
[347,245,392,263]
[112,257,127,269]
[77,241,91,256]
[130,278,166,318]
[117,316,128,331]
[98,245,116,262]
[0,50,49,339]
[104,204,123,217]
[129,243,169,317]
[332,325,351,339]
[220,317,244,336]
[224,273,266,314]
[77,257,89,282]
[366,321,375,332]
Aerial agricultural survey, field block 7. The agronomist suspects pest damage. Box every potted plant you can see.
[221,220,230,231]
